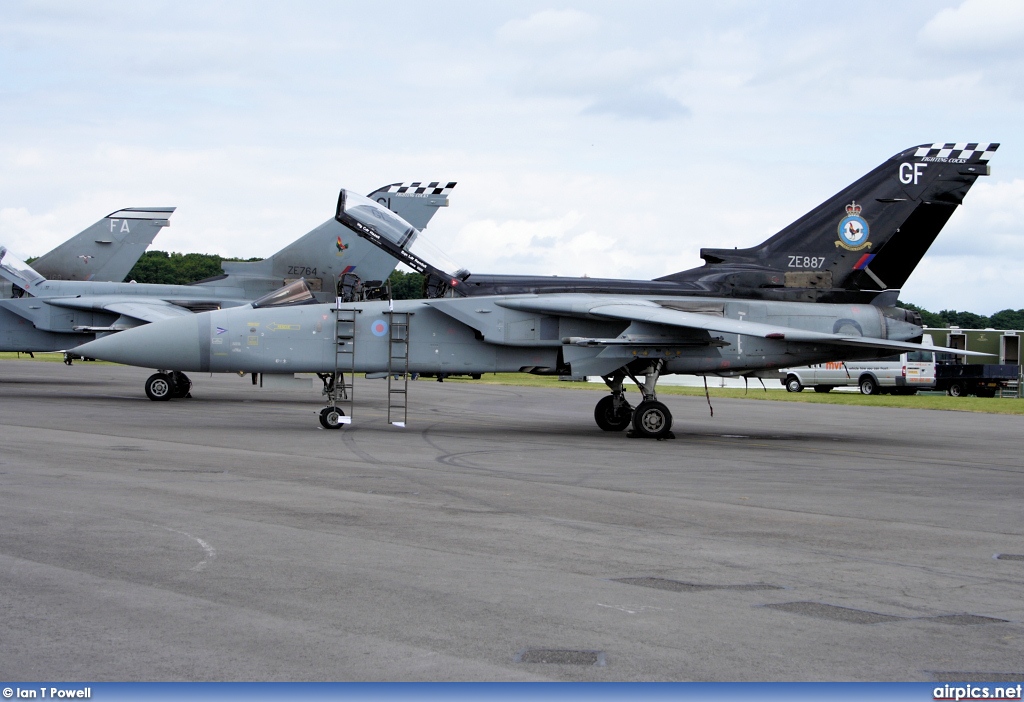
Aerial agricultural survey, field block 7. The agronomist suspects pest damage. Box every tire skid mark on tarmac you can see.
[0,502,220,578]
[159,525,217,572]
[409,423,704,528]
[326,423,1024,565]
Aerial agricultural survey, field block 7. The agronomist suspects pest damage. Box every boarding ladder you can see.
[328,305,358,419]
[387,310,411,427]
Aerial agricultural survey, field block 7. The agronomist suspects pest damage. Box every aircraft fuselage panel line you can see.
[199,314,212,373]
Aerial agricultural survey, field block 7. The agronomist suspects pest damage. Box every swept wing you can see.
[492,295,987,356]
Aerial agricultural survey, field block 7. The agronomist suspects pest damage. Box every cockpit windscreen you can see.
[251,278,317,309]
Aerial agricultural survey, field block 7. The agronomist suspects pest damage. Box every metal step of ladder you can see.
[387,311,411,427]
[327,307,358,422]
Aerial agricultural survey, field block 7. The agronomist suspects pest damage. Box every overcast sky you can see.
[2,0,1023,314]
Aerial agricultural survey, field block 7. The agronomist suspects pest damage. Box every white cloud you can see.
[497,9,600,45]
[2,2,1023,316]
[0,207,62,259]
[928,179,1024,257]
[919,0,1024,48]
[581,88,690,121]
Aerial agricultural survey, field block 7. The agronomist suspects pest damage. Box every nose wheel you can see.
[144,371,193,401]
[171,372,192,398]
[145,373,174,401]
[319,406,346,430]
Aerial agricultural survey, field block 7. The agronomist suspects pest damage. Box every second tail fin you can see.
[217,182,455,299]
[367,182,455,231]
[32,207,174,282]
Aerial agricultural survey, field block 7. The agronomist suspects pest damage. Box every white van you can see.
[782,335,936,395]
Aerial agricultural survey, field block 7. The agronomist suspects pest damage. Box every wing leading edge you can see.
[494,296,989,357]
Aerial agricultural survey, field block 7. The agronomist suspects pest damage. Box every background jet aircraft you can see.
[1,206,174,302]
[0,182,454,368]
[366,144,996,307]
[71,143,995,437]
[197,182,455,302]
[29,207,175,283]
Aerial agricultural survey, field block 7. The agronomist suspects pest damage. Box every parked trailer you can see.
[934,363,1020,397]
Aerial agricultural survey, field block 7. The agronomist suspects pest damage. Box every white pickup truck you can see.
[781,335,936,395]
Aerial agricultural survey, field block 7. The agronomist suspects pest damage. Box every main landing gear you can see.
[145,371,192,401]
[596,361,674,439]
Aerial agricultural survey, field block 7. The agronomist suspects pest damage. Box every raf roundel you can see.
[371,319,389,337]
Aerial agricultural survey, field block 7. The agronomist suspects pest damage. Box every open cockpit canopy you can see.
[336,189,469,297]
[0,246,46,291]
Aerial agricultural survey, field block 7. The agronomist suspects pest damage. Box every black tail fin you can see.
[658,143,997,301]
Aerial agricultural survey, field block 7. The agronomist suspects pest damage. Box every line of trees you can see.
[105,252,1024,329]
[125,251,251,285]
[124,251,427,298]
[897,302,1024,331]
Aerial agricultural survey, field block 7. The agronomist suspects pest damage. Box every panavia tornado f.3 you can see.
[71,143,996,438]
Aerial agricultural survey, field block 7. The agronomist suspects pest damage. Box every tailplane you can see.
[32,207,174,282]
[659,144,997,302]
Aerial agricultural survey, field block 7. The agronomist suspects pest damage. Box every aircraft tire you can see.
[319,406,346,430]
[145,373,175,401]
[171,372,192,398]
[785,376,803,393]
[631,400,672,439]
[594,395,632,432]
[859,376,880,395]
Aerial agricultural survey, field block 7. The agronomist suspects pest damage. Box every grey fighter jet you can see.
[29,208,175,283]
[71,144,995,437]
[0,183,454,370]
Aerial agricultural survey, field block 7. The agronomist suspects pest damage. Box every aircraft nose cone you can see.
[72,315,203,370]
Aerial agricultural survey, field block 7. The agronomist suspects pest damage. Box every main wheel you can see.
[813,385,833,393]
[631,400,673,439]
[171,372,192,398]
[859,376,879,395]
[145,373,175,401]
[785,376,803,393]
[319,406,346,429]
[947,382,965,397]
[594,395,632,432]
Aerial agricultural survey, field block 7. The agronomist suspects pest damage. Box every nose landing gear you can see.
[144,371,193,401]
